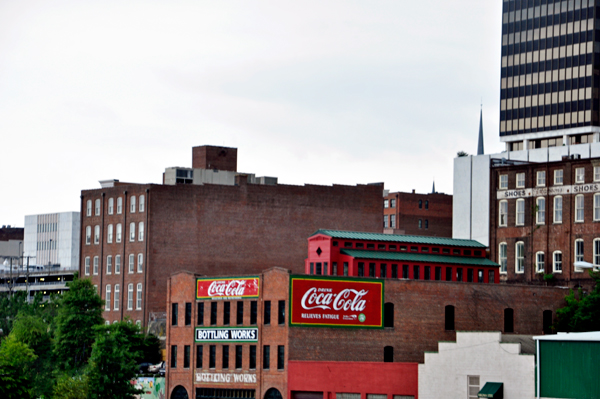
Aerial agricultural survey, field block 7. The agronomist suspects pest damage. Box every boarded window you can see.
[384,303,394,328]
[504,308,514,333]
[445,305,455,331]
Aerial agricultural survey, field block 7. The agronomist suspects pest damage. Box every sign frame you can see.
[194,326,259,343]
[196,276,260,301]
[288,274,384,329]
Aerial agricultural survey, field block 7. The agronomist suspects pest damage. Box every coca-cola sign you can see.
[289,276,383,328]
[197,277,260,300]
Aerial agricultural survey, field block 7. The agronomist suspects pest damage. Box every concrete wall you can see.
[452,156,473,241]
[418,332,535,399]
[24,212,80,270]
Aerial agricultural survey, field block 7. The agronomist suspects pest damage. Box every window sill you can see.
[574,221,584,224]
[515,271,525,274]
[553,270,562,274]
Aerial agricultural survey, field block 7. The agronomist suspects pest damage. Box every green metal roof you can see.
[312,229,487,248]
[478,382,503,399]
[340,249,500,267]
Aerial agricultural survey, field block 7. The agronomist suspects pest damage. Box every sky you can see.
[0,0,505,227]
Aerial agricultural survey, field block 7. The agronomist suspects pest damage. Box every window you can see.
[499,200,508,226]
[172,303,179,326]
[116,224,122,243]
[249,345,256,369]
[384,303,394,328]
[390,199,396,208]
[418,200,422,209]
[343,262,348,276]
[185,302,192,325]
[128,284,134,310]
[171,345,177,368]
[536,252,545,273]
[95,199,101,216]
[446,267,452,281]
[139,195,145,212]
[277,346,284,370]
[224,302,231,325]
[445,305,455,331]
[107,255,112,274]
[467,269,473,283]
[237,301,243,325]
[108,198,114,214]
[425,220,429,229]
[117,197,123,214]
[114,284,120,311]
[499,174,508,189]
[536,171,546,187]
[380,264,387,279]
[115,255,121,274]
[516,199,525,225]
[516,172,525,188]
[263,346,270,369]
[488,270,494,283]
[504,308,514,333]
[575,194,585,222]
[413,265,420,280]
[358,263,364,276]
[130,196,136,213]
[369,263,375,277]
[93,256,99,275]
[130,222,135,241]
[209,345,216,368]
[468,376,480,399]
[425,200,429,209]
[105,285,111,311]
[595,194,600,221]
[128,254,134,274]
[543,310,553,335]
[391,264,398,278]
[418,219,422,229]
[138,222,144,241]
[86,200,92,217]
[137,254,143,273]
[264,301,271,325]
[553,251,563,273]
[236,345,242,369]
[94,225,100,244]
[536,197,545,224]
[499,243,507,274]
[250,301,257,325]
[554,169,563,185]
[278,300,285,325]
[383,215,388,229]
[86,226,91,245]
[576,167,585,183]
[107,224,113,243]
[197,303,204,326]
[384,346,394,363]
[390,215,396,228]
[554,196,563,223]
[210,302,217,325]
[595,239,600,267]
[424,266,431,280]
[332,262,337,275]
[402,265,409,279]
[184,345,190,369]
[196,345,203,368]
[515,242,525,274]
[575,239,584,272]
[384,199,389,208]
[595,166,600,182]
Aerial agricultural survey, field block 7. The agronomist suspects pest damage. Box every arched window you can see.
[130,196,136,213]
[384,303,394,328]
[170,386,189,399]
[553,251,562,273]
[516,199,525,225]
[95,199,101,216]
[499,200,508,226]
[575,194,584,222]
[536,197,545,224]
[418,200,422,209]
[515,242,525,273]
[425,200,429,209]
[264,388,282,399]
[504,308,514,333]
[418,219,422,229]
[543,310,553,334]
[554,196,563,223]
[384,346,394,362]
[108,197,114,214]
[499,242,507,273]
[445,305,455,331]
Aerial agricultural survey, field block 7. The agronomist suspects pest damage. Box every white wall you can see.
[23,212,80,270]
[452,156,473,240]
[418,332,535,399]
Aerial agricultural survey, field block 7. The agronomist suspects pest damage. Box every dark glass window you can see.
[435,267,442,281]
[324,262,328,275]
[332,262,338,275]
[278,300,285,325]
[418,200,422,208]
[504,308,514,333]
[478,270,484,283]
[309,263,314,275]
[332,241,338,247]
[445,305,455,331]
[197,302,204,326]
[184,345,190,368]
[543,310,553,334]
[355,243,364,249]
[196,345,203,368]
[467,269,474,283]
[358,263,364,276]
[413,265,420,280]
[185,303,192,326]
[264,301,271,325]
[369,263,376,277]
[384,346,394,362]
[316,263,322,275]
[222,345,229,369]
[209,345,216,368]
[224,302,230,325]
[402,265,409,279]
[171,345,177,368]
[457,268,463,282]
[446,267,452,281]
[380,264,387,279]
[249,345,257,369]
[343,262,349,276]
[367,243,375,249]
[250,301,257,325]
[424,266,431,280]
[172,303,178,326]
[384,302,394,328]
[237,301,244,325]
[277,346,285,370]
[391,264,398,279]
[344,242,353,248]
[263,345,270,369]
[236,345,243,369]
[488,270,495,284]
[210,302,217,326]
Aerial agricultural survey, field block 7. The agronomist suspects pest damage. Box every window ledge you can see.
[553,270,562,274]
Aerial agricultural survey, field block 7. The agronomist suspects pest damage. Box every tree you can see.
[0,335,37,399]
[87,321,143,399]
[0,291,30,337]
[457,151,469,157]
[52,374,89,399]
[54,276,104,371]
[555,272,600,332]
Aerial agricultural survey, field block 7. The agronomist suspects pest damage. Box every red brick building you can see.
[165,268,566,399]
[383,191,452,237]
[304,230,499,284]
[79,146,383,326]
[489,156,600,289]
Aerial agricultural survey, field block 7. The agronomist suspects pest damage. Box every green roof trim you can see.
[340,249,500,267]
[478,382,503,398]
[312,229,487,248]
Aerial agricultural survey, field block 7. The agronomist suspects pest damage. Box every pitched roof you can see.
[340,249,500,267]
[312,229,487,248]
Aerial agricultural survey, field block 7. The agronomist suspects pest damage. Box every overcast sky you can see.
[0,0,504,227]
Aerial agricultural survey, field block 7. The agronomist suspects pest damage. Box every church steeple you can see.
[477,105,484,155]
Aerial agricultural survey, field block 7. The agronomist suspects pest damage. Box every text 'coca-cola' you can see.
[197,277,260,300]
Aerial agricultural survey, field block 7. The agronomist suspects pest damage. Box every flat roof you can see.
[533,331,600,342]
[340,249,500,267]
[312,230,487,248]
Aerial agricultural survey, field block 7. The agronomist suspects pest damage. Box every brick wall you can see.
[384,192,452,237]
[192,145,238,171]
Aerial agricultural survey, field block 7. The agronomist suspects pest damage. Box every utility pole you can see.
[26,256,30,303]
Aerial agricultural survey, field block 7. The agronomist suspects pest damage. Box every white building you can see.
[24,212,80,270]
[419,331,535,399]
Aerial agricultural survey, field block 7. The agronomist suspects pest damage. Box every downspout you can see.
[121,190,128,321]
[99,193,105,299]
[536,339,540,399]
[143,187,150,330]
[79,195,84,278]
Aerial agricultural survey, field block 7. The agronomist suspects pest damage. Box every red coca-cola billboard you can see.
[289,276,384,328]
[197,277,260,300]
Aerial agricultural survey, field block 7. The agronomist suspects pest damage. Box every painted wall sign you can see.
[195,371,257,384]
[196,277,259,300]
[289,276,384,328]
[195,327,258,343]
[497,184,600,200]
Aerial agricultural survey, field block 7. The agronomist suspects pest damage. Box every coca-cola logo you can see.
[197,277,260,300]
[208,280,247,297]
[301,287,368,312]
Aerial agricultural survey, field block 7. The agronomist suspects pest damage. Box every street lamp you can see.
[574,261,596,270]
